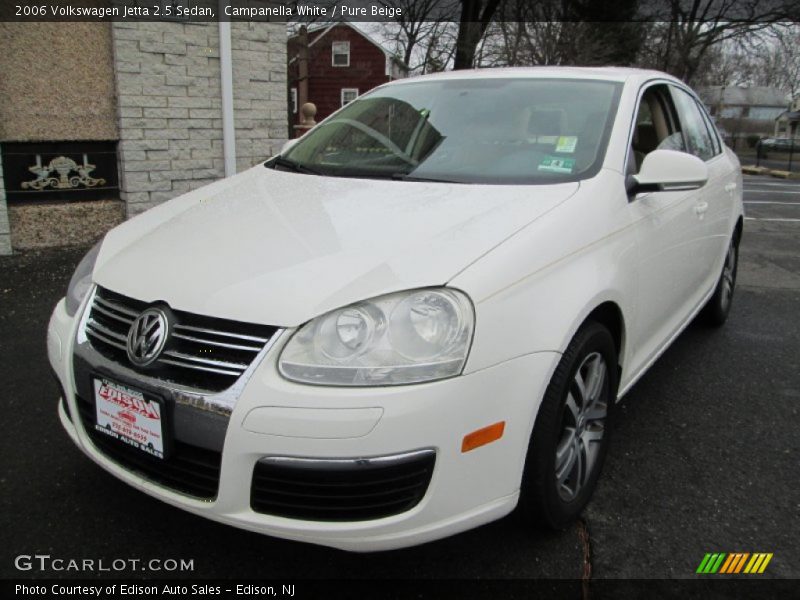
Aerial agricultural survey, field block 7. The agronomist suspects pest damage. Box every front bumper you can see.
[49,296,558,551]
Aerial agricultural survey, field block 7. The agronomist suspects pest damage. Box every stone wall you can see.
[231,22,288,172]
[112,21,287,217]
[8,200,125,250]
[0,23,118,142]
[0,23,118,255]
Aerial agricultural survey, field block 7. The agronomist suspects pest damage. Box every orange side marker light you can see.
[461,421,505,453]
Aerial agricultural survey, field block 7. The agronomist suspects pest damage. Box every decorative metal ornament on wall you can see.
[1,141,119,203]
[22,154,106,191]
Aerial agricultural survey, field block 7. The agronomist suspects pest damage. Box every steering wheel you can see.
[327,118,419,166]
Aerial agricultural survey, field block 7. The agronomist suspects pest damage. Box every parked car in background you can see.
[758,137,799,157]
[49,67,743,552]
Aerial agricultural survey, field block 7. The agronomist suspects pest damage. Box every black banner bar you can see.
[3,579,799,600]
[1,0,798,23]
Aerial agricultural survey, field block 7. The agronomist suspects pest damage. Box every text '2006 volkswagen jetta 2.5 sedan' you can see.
[48,67,743,551]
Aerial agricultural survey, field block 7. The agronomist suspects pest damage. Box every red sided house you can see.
[288,24,408,132]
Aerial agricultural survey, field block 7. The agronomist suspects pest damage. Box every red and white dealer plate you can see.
[93,378,165,459]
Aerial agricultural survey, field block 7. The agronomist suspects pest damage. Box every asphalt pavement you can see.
[584,176,800,580]
[1,177,798,585]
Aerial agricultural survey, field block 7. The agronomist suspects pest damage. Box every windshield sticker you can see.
[555,136,578,153]
[538,156,575,174]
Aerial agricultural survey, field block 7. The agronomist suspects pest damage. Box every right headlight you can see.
[279,288,475,386]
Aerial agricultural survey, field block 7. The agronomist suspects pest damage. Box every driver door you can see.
[627,84,710,371]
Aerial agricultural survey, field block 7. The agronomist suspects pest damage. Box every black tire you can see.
[518,322,618,530]
[701,231,739,327]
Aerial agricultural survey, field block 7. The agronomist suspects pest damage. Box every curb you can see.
[742,165,800,179]
[769,170,800,180]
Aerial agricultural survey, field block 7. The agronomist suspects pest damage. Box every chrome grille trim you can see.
[170,332,262,352]
[94,294,139,318]
[157,358,243,377]
[160,349,249,371]
[86,318,128,343]
[85,324,127,351]
[82,286,282,394]
[91,302,135,324]
[172,323,271,343]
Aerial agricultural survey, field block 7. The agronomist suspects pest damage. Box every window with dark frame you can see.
[332,41,350,67]
[341,88,359,107]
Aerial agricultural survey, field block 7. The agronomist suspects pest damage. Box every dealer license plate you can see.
[93,378,165,459]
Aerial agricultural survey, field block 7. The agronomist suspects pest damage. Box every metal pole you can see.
[219,12,237,177]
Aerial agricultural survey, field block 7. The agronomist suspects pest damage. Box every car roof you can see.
[386,66,682,88]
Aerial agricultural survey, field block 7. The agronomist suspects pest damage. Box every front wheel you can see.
[518,322,618,530]
[701,233,739,327]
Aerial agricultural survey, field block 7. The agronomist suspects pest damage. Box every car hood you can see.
[95,166,578,326]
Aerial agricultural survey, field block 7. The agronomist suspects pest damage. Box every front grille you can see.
[250,450,436,522]
[84,287,278,393]
[76,394,221,499]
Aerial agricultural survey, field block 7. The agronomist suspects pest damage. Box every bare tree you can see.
[418,22,460,73]
[753,24,800,98]
[477,0,645,68]
[378,0,460,74]
[637,0,793,84]
[453,0,502,70]
[681,23,800,100]
[378,0,457,72]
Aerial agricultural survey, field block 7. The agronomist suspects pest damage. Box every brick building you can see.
[0,20,287,254]
[288,23,407,132]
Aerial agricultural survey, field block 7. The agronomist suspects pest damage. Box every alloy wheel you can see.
[720,240,737,311]
[555,352,609,502]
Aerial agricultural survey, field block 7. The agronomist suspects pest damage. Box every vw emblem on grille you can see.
[126,308,169,367]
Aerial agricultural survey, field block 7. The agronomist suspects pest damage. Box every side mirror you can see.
[630,149,708,194]
[280,138,299,155]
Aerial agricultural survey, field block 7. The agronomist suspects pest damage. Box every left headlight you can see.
[65,240,102,317]
[279,288,475,386]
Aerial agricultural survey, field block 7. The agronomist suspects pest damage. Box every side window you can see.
[695,100,722,155]
[671,87,716,161]
[629,84,685,174]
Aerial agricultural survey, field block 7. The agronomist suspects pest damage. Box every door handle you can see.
[695,202,709,216]
[724,182,737,193]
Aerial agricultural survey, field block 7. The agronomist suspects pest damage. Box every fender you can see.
[454,170,637,376]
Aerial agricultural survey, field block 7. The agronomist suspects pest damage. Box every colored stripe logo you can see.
[696,552,773,574]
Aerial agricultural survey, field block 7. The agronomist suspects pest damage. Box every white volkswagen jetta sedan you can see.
[48,67,743,551]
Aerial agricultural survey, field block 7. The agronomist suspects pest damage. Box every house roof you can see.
[698,85,789,107]
[776,110,800,122]
[288,23,407,70]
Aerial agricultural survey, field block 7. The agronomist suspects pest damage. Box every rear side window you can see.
[695,100,722,155]
[671,87,716,161]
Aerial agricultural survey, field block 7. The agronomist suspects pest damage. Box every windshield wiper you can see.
[391,173,462,184]
[267,156,323,176]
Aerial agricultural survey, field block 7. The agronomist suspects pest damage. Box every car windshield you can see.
[279,77,623,184]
